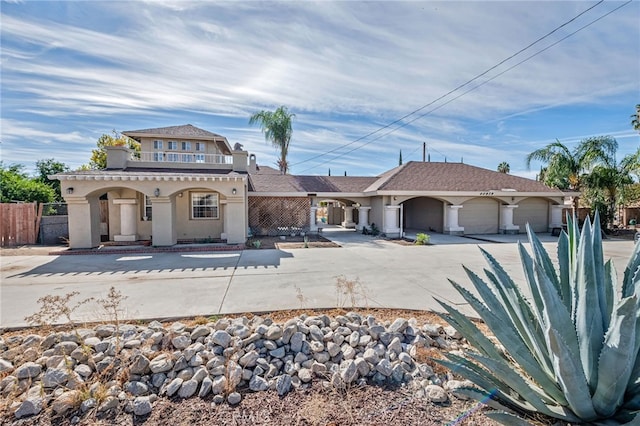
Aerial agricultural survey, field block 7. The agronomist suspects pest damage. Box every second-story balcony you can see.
[132,152,233,165]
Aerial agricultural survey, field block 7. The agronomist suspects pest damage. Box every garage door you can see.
[459,198,499,234]
[513,198,549,233]
[403,197,444,232]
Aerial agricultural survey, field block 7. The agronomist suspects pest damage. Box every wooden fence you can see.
[0,203,43,247]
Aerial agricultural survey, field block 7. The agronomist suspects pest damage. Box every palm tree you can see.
[525,137,617,212]
[249,106,295,174]
[585,147,640,227]
[497,162,510,173]
[631,104,640,132]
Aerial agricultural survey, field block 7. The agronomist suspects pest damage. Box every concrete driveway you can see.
[1,236,636,328]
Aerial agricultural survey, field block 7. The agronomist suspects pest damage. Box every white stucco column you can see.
[383,205,401,237]
[151,197,176,246]
[550,205,565,230]
[310,206,319,232]
[357,206,371,231]
[342,205,356,228]
[444,205,464,235]
[500,205,519,234]
[66,197,101,249]
[113,199,138,242]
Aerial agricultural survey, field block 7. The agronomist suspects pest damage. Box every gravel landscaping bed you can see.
[0,310,505,425]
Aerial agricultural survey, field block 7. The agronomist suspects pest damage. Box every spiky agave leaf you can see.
[484,411,534,426]
[592,296,639,418]
[622,240,640,299]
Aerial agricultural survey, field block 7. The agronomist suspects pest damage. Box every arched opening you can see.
[402,197,444,233]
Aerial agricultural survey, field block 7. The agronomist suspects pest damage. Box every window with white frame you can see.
[195,154,205,163]
[142,195,152,220]
[167,141,178,150]
[191,192,218,219]
[167,153,179,162]
[153,152,164,162]
[196,142,205,151]
[181,141,192,151]
[181,153,193,162]
[153,140,163,149]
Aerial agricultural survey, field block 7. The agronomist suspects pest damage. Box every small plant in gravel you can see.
[435,213,640,425]
[24,291,94,332]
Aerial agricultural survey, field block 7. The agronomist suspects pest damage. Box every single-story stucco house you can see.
[54,124,575,249]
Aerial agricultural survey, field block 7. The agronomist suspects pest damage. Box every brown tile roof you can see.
[123,124,225,140]
[248,175,377,193]
[371,161,560,193]
[252,165,282,175]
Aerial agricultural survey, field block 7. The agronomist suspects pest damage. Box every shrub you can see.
[435,213,640,425]
[415,233,430,245]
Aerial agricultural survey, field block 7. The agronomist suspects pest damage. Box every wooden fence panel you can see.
[0,203,38,246]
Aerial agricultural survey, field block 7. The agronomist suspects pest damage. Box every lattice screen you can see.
[248,197,310,236]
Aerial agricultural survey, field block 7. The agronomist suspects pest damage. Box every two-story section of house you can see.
[55,125,250,249]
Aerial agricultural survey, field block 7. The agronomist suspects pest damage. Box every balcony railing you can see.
[133,152,232,165]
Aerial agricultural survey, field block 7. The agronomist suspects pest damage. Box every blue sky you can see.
[1,1,638,179]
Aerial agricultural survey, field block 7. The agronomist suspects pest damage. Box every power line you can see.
[294,0,628,173]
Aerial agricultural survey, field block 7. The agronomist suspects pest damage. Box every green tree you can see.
[35,159,69,201]
[525,137,616,211]
[399,150,403,166]
[584,147,640,227]
[631,104,640,132]
[87,130,139,170]
[249,106,295,174]
[497,161,510,173]
[0,163,55,204]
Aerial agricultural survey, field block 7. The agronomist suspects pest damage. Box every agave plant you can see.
[435,214,640,425]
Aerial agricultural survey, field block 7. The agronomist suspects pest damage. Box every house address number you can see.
[479,192,494,196]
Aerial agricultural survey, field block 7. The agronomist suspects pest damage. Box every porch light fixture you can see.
[154,188,160,197]
[178,192,183,198]
[232,188,237,195]
[66,187,74,194]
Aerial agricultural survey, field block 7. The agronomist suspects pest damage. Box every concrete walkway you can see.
[1,234,635,328]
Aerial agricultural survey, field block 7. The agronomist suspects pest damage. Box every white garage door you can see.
[513,198,549,233]
[459,198,499,234]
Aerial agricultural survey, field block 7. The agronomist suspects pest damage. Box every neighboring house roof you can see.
[367,161,561,193]
[123,124,226,140]
[251,165,282,175]
[249,175,377,194]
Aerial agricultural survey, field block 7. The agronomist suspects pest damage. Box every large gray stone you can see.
[14,398,43,419]
[42,368,70,388]
[199,376,213,397]
[340,360,358,384]
[0,359,13,374]
[149,354,174,373]
[276,374,292,396]
[166,378,183,397]
[133,396,153,416]
[211,330,232,348]
[52,390,80,415]
[376,359,393,377]
[130,354,150,375]
[172,335,191,350]
[211,376,227,395]
[425,384,448,403]
[249,375,269,392]
[15,362,41,379]
[388,318,408,333]
[178,379,198,398]
[190,326,211,340]
[238,350,260,367]
[290,332,304,353]
[227,392,241,405]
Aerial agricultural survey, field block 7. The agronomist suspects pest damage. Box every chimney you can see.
[248,154,257,173]
[105,146,130,170]
[232,149,248,172]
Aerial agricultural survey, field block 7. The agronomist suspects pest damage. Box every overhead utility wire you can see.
[297,0,631,173]
[292,0,605,171]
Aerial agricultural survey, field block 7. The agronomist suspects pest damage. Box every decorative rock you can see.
[444,326,462,340]
[199,376,213,397]
[15,398,43,419]
[388,318,408,333]
[269,347,286,359]
[265,325,283,340]
[425,384,448,403]
[133,396,153,416]
[74,364,92,378]
[298,368,313,383]
[211,330,232,348]
[15,362,42,379]
[172,335,191,350]
[98,396,119,412]
[149,354,174,373]
[211,376,227,395]
[340,360,358,384]
[290,332,304,353]
[166,378,183,397]
[42,368,70,388]
[52,390,80,415]
[249,375,269,392]
[376,359,393,377]
[80,398,96,413]
[190,326,211,340]
[126,381,149,396]
[178,379,198,398]
[0,359,14,374]
[239,350,260,367]
[276,374,292,396]
[227,392,242,405]
[130,354,150,375]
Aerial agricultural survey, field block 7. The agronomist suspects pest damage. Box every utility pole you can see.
[422,142,426,162]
